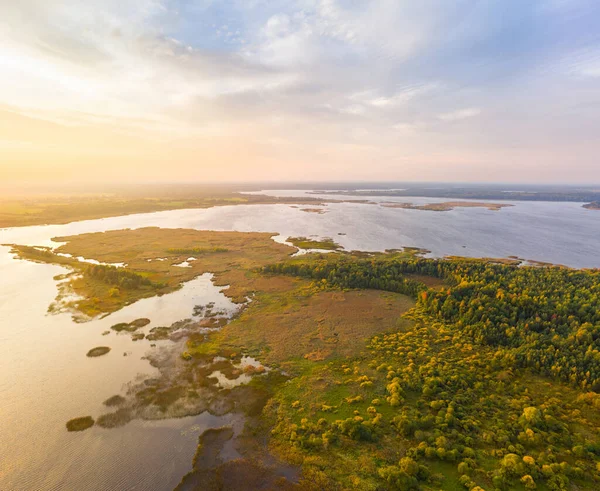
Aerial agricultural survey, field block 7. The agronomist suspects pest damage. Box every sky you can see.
[1,0,599,185]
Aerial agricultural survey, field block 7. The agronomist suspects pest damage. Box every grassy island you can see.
[287,236,342,250]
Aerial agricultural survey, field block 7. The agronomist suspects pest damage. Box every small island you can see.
[381,201,513,212]
[287,236,342,250]
[583,201,600,210]
[111,318,151,333]
[66,416,95,432]
[86,346,111,357]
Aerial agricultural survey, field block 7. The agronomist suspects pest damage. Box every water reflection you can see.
[0,257,238,491]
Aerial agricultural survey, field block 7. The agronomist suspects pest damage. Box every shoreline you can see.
[3,225,600,490]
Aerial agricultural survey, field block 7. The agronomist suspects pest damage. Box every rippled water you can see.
[0,191,598,490]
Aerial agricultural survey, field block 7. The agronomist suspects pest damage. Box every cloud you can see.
[1,0,600,182]
[351,84,439,108]
[565,49,600,78]
[438,108,482,122]
[0,0,302,137]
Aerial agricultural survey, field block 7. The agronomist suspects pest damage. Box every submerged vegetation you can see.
[111,318,151,333]
[66,416,95,432]
[86,346,111,357]
[103,395,126,407]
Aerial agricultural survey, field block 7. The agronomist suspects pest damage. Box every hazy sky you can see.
[1,0,600,184]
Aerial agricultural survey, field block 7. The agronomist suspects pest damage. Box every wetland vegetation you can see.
[86,346,111,357]
[0,188,334,228]
[66,416,95,432]
[11,227,600,490]
[9,228,294,317]
[111,318,151,332]
[287,236,342,251]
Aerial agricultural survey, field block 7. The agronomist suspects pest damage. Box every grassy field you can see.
[10,227,296,317]
[188,280,415,371]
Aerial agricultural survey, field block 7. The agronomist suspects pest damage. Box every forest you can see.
[262,254,600,490]
[264,256,600,392]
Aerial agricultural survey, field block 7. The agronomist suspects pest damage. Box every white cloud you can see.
[0,0,301,137]
[1,0,599,183]
[264,13,292,37]
[351,84,438,108]
[438,108,482,122]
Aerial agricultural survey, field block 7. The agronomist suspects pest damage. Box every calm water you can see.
[0,192,599,490]
[0,253,238,491]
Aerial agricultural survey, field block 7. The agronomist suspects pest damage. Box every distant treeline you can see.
[314,189,600,203]
[264,256,600,391]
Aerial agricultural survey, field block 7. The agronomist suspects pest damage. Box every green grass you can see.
[287,236,342,250]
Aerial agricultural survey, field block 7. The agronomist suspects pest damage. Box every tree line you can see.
[264,256,600,391]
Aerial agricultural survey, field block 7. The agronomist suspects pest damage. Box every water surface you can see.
[0,250,238,490]
[1,192,598,490]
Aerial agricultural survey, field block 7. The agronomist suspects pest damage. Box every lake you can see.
[0,191,598,490]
